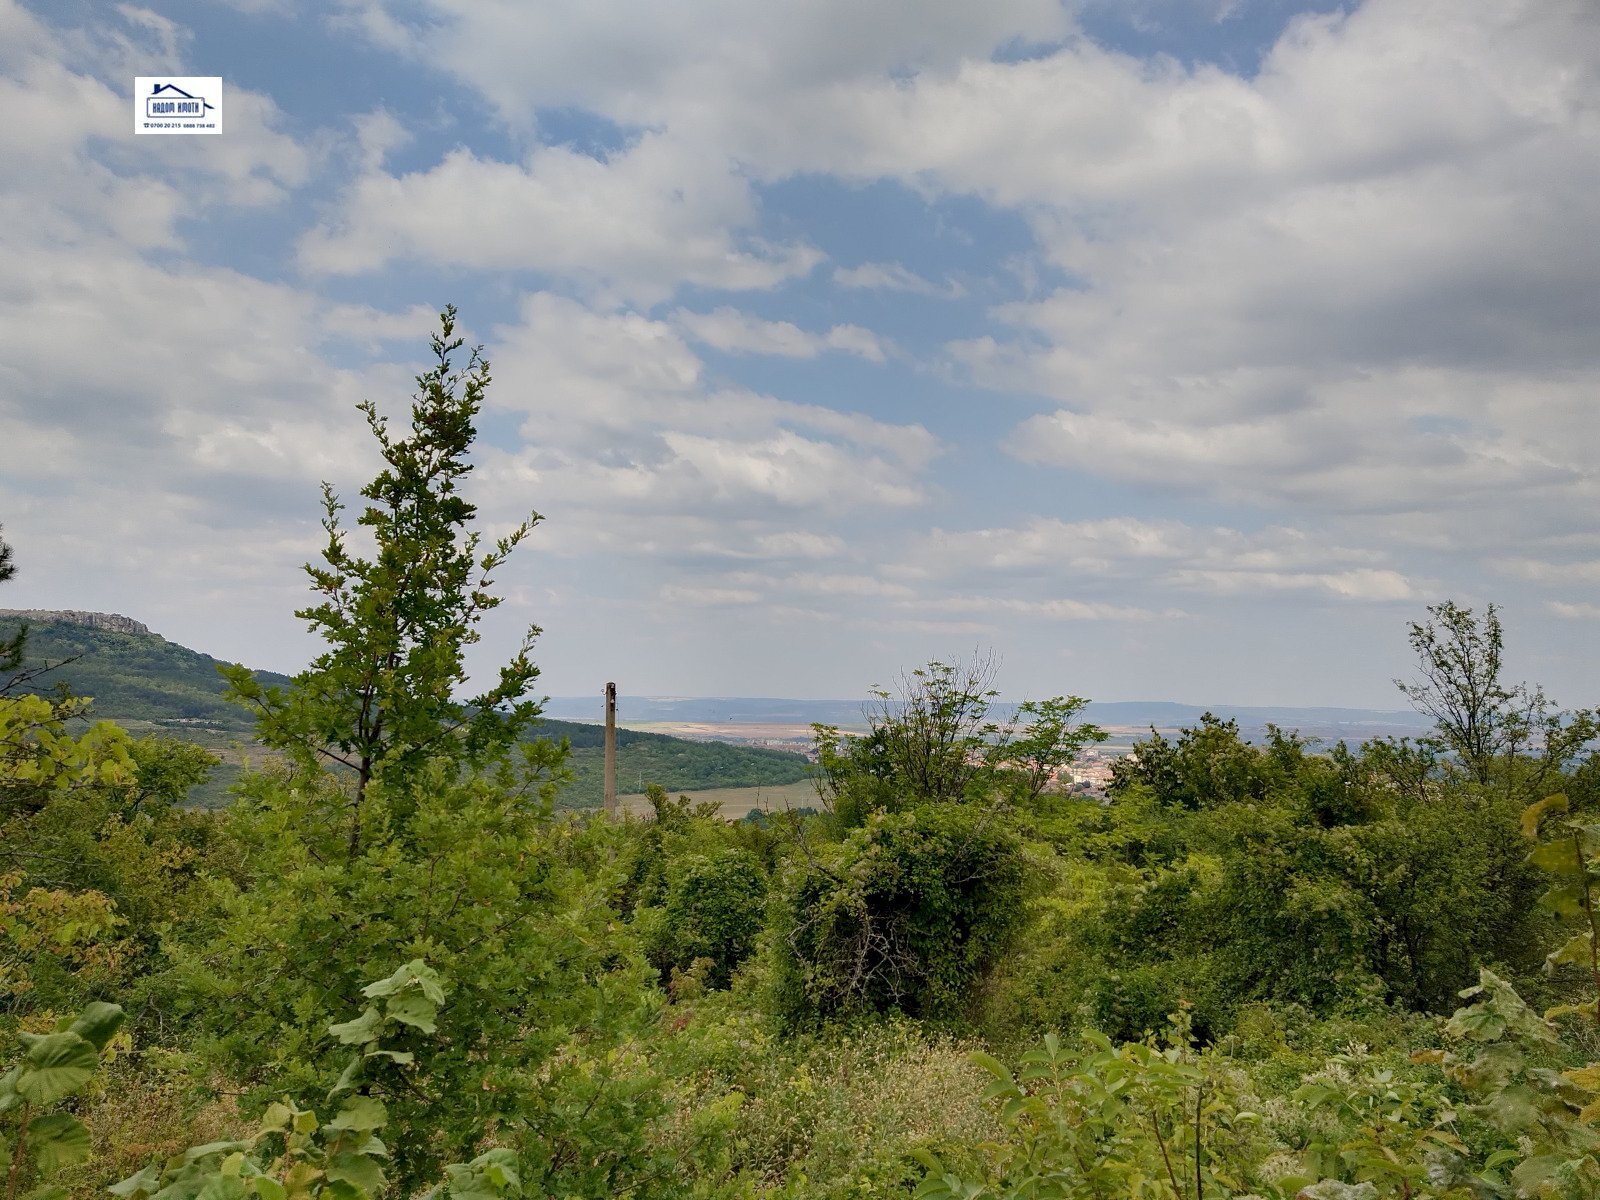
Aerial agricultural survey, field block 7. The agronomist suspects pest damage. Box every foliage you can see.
[159,310,668,1197]
[0,619,289,733]
[0,529,21,676]
[1,1000,124,1200]
[546,717,811,809]
[219,305,547,854]
[1396,601,1595,795]
[0,873,124,1006]
[0,694,133,820]
[774,803,1031,1022]
[115,962,523,1200]
[915,1012,1260,1200]
[0,714,227,1019]
[1109,713,1272,811]
[163,759,661,1195]
[638,848,769,990]
[812,660,1103,823]
[1072,721,1554,1037]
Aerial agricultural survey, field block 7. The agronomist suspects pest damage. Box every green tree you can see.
[169,309,662,1196]
[0,526,20,676]
[220,305,546,855]
[813,658,1103,820]
[1396,600,1595,794]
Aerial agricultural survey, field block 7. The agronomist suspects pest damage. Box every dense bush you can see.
[774,803,1032,1022]
[639,847,769,989]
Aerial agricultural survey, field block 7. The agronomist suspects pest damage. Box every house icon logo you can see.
[134,77,222,135]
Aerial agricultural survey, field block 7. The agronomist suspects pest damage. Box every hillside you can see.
[540,717,813,807]
[0,613,812,808]
[0,611,290,731]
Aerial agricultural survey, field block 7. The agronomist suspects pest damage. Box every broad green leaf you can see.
[194,1174,247,1200]
[1529,839,1584,875]
[1537,884,1589,916]
[28,1113,92,1172]
[15,1033,96,1105]
[251,1179,285,1200]
[360,960,443,1003]
[327,1097,387,1134]
[183,1141,255,1165]
[968,1052,1010,1082]
[1566,1065,1600,1091]
[330,1055,362,1097]
[383,990,437,1033]
[109,1164,163,1197]
[328,1008,382,1046]
[325,1150,385,1196]
[1545,931,1593,968]
[0,1066,23,1113]
[68,1002,125,1052]
[257,1102,294,1135]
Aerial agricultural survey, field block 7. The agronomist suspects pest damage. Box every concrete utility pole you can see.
[603,681,617,816]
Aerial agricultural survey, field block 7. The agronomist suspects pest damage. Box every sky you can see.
[1,0,1596,709]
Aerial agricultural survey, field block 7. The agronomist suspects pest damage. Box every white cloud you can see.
[833,261,958,297]
[1500,559,1600,586]
[895,516,1413,604]
[1550,601,1600,620]
[673,307,891,362]
[300,136,822,303]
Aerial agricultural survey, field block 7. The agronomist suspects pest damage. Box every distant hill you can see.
[0,611,289,731]
[0,613,812,808]
[539,717,812,807]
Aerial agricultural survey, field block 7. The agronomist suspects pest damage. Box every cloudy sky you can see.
[1,0,1596,708]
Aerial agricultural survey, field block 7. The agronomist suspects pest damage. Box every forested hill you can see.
[539,717,813,807]
[0,613,812,807]
[0,612,290,731]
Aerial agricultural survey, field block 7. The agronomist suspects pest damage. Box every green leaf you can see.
[1529,839,1584,875]
[383,990,437,1033]
[330,1055,363,1097]
[68,1002,125,1052]
[183,1141,255,1165]
[28,1113,92,1172]
[0,1067,23,1114]
[1537,883,1589,916]
[257,1102,294,1135]
[1546,931,1594,969]
[109,1164,164,1198]
[328,1008,382,1046]
[251,1178,285,1200]
[325,1150,385,1196]
[15,1033,97,1105]
[361,960,443,1004]
[193,1174,247,1200]
[327,1097,387,1134]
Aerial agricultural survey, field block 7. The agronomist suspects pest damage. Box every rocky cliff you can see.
[0,609,151,636]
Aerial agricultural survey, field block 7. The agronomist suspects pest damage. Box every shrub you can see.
[773,803,1030,1022]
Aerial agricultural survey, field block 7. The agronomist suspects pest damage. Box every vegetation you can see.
[549,719,810,807]
[4,311,1599,1200]
[0,624,809,811]
[0,620,289,732]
